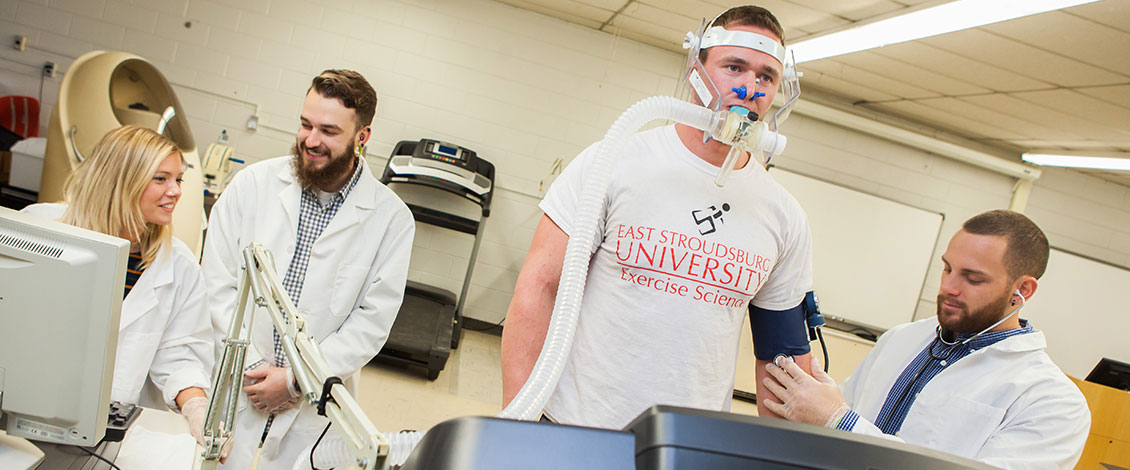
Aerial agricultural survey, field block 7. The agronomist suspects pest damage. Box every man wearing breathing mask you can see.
[503,5,815,429]
[763,210,1090,469]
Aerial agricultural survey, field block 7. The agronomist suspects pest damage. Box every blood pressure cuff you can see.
[749,301,811,360]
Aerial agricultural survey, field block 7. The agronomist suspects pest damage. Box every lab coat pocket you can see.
[907,395,1005,458]
[329,264,369,316]
[111,331,162,404]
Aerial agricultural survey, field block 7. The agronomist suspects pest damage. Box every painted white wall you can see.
[3,0,1128,326]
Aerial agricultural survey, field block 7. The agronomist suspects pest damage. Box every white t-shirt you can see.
[540,125,813,429]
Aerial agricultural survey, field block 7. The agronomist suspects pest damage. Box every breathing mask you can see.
[681,16,802,170]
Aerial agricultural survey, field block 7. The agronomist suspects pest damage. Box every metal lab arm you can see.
[200,244,389,470]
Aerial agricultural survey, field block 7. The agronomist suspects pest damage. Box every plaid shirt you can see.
[263,158,365,438]
[272,159,366,367]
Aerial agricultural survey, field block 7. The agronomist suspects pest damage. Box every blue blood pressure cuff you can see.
[748,291,822,360]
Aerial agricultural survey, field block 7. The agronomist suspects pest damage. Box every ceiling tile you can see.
[607,14,686,50]
[981,11,1130,77]
[493,0,611,28]
[831,50,991,97]
[575,0,629,9]
[870,100,1029,141]
[621,2,694,32]
[783,0,907,22]
[951,95,1089,141]
[921,28,1127,88]
[1077,84,1130,111]
[922,96,1082,140]
[1008,89,1130,141]
[802,59,941,99]
[869,41,1050,93]
[633,0,725,20]
[1066,0,1130,33]
[800,75,902,102]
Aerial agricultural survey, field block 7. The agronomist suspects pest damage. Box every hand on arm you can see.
[501,215,568,407]
[243,364,300,414]
[761,355,849,426]
[755,352,812,418]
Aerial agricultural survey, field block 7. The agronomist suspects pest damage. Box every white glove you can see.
[180,396,208,446]
[761,355,849,427]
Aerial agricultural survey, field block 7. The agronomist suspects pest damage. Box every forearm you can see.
[500,279,556,407]
[756,352,812,418]
[501,215,568,407]
[175,387,207,410]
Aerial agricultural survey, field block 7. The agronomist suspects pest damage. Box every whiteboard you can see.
[768,168,943,331]
[1021,249,1130,378]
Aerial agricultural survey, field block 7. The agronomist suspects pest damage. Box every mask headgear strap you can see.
[697,27,786,65]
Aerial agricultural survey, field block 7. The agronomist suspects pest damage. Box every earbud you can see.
[1011,289,1022,306]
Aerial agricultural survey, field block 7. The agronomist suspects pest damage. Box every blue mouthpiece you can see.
[728,105,751,116]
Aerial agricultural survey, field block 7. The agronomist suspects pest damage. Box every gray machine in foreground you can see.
[400,406,994,470]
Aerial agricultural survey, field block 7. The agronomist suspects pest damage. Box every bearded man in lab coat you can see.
[202,69,414,469]
[763,210,1090,469]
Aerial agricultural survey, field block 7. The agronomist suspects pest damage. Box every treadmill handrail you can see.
[387,156,492,196]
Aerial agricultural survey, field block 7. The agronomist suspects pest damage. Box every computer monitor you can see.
[0,206,128,446]
[1085,358,1130,392]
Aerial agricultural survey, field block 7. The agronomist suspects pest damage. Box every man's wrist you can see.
[833,409,859,431]
[286,368,301,398]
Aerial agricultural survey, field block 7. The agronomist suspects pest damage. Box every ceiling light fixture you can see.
[789,0,1099,63]
[1021,153,1130,171]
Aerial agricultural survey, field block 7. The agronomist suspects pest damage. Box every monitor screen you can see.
[1085,358,1130,391]
[0,207,128,446]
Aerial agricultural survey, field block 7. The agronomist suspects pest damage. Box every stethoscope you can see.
[931,289,1026,361]
[877,290,1026,431]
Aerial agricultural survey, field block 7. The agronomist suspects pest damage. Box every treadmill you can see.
[376,139,494,379]
[399,406,996,469]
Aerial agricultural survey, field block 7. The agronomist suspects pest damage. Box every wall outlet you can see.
[43,61,55,78]
[14,35,27,51]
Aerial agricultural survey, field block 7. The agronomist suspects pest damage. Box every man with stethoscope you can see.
[762,210,1090,469]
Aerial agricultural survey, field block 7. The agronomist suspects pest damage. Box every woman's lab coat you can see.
[20,203,213,409]
[840,317,1091,469]
[201,156,414,470]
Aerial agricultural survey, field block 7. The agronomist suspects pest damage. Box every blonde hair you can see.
[62,125,183,269]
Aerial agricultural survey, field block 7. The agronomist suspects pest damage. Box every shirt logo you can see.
[692,203,730,235]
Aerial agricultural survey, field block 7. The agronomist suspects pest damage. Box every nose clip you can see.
[731,86,766,101]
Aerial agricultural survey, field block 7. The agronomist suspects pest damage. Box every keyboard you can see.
[104,401,141,442]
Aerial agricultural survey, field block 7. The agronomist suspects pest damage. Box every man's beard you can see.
[290,141,356,190]
[936,288,1013,337]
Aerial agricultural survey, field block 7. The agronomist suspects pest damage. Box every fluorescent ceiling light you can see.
[789,0,1099,63]
[1022,153,1130,171]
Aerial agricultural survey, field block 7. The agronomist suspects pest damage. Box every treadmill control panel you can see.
[427,141,465,164]
[383,139,495,202]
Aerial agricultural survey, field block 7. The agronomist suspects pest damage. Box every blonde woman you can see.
[22,125,213,447]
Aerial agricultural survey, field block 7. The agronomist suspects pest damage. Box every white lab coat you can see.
[840,317,1090,469]
[20,203,213,409]
[202,156,413,470]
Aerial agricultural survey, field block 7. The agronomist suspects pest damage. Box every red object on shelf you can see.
[0,96,41,138]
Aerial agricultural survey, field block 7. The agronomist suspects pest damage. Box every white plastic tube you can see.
[498,96,715,420]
